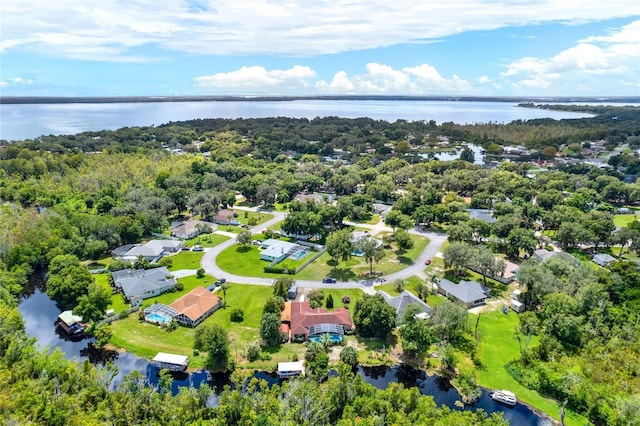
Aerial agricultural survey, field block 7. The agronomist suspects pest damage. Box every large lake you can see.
[0,99,595,141]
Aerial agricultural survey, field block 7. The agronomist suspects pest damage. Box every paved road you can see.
[201,208,448,290]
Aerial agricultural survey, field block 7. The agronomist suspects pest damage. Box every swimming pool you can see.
[308,333,343,343]
[290,250,309,260]
[146,312,172,325]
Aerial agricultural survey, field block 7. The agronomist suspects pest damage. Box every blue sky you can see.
[1,1,638,97]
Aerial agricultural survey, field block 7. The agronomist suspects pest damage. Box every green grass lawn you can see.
[296,234,430,281]
[108,284,281,369]
[168,251,205,270]
[613,214,638,228]
[184,233,230,248]
[475,310,588,426]
[217,245,289,278]
[317,288,366,310]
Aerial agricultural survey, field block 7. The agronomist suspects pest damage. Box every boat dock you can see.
[277,361,304,378]
[152,352,190,371]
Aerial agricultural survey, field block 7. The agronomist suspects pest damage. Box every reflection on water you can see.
[19,289,551,424]
[1,100,595,141]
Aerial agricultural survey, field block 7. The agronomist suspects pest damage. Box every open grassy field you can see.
[184,233,230,248]
[167,251,205,270]
[296,234,430,281]
[475,309,588,426]
[613,213,638,228]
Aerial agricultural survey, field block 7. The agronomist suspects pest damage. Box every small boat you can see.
[490,389,517,406]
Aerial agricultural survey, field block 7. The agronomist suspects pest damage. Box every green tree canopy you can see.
[353,294,396,338]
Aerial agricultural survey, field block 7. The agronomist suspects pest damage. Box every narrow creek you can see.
[18,288,552,425]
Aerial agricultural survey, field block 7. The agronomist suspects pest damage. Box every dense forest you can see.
[1,105,640,425]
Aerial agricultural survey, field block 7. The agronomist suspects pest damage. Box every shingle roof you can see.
[111,267,175,300]
[377,290,431,322]
[170,286,221,322]
[438,278,489,304]
[288,301,353,337]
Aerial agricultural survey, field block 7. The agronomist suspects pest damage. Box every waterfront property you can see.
[143,286,222,327]
[169,286,222,327]
[56,310,85,335]
[212,209,239,225]
[111,267,176,306]
[436,278,490,308]
[277,361,305,378]
[280,300,353,342]
[377,290,431,322]
[152,352,189,372]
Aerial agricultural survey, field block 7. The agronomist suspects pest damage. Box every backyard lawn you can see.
[168,251,206,270]
[475,309,587,426]
[184,233,230,248]
[108,284,282,369]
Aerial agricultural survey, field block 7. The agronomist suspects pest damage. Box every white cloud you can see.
[0,76,33,87]
[197,63,470,95]
[195,66,317,92]
[1,0,637,60]
[500,20,640,95]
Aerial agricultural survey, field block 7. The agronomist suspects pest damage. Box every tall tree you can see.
[46,254,94,310]
[73,283,112,323]
[325,228,353,271]
[193,323,229,369]
[354,236,385,276]
[353,294,396,338]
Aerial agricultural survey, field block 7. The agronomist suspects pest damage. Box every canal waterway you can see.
[18,288,552,425]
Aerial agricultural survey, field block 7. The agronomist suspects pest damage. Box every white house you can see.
[260,239,298,262]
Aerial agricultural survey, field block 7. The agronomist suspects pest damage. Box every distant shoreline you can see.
[2,95,639,105]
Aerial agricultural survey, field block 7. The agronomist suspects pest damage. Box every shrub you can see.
[291,353,299,362]
[393,279,405,293]
[342,296,351,304]
[246,344,261,362]
[230,308,244,322]
[308,289,325,308]
[326,294,334,309]
[157,256,173,268]
[175,281,184,291]
[196,268,206,279]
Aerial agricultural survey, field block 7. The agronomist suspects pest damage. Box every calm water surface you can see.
[0,100,594,141]
[18,288,551,424]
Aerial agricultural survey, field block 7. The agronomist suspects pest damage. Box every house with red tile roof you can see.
[281,301,353,342]
[169,286,222,327]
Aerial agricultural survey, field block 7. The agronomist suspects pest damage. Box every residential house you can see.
[372,203,393,220]
[121,239,183,263]
[260,239,298,262]
[351,231,382,256]
[280,301,353,342]
[293,192,325,204]
[593,253,617,267]
[533,249,578,265]
[171,220,216,239]
[377,290,431,322]
[467,209,496,224]
[436,278,490,308]
[169,286,222,327]
[112,267,176,306]
[212,209,239,225]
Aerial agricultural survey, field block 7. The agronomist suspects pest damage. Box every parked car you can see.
[322,277,337,284]
[214,278,226,286]
[192,245,204,251]
[181,246,191,251]
[424,258,431,265]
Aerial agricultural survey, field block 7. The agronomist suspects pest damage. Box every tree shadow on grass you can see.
[236,246,252,253]
[359,335,398,352]
[331,267,357,282]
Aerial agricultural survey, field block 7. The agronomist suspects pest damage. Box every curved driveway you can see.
[201,208,447,290]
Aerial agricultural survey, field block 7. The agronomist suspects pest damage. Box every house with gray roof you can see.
[593,253,616,267]
[121,240,183,262]
[467,209,496,224]
[436,278,490,308]
[377,290,431,322]
[171,220,216,240]
[111,267,176,306]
